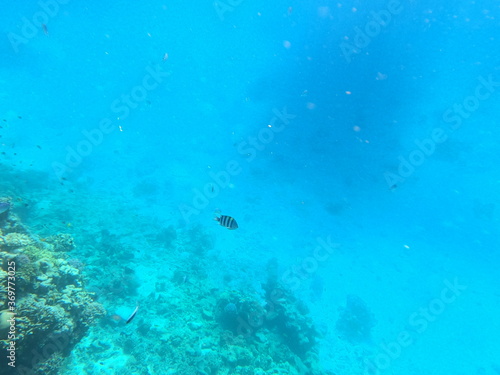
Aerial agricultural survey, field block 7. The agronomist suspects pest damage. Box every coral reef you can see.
[184,224,215,254]
[67,234,330,375]
[215,290,266,334]
[0,204,105,374]
[0,232,33,248]
[263,281,320,359]
[0,179,332,375]
[155,225,178,248]
[336,294,377,343]
[43,233,75,252]
[101,266,139,299]
[92,285,327,375]
[211,284,323,373]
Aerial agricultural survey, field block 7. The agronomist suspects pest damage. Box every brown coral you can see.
[0,218,105,374]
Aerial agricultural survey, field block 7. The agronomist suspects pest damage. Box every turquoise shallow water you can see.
[1,1,499,374]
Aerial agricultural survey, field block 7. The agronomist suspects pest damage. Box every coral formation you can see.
[263,281,320,359]
[66,228,331,375]
[1,185,332,374]
[336,294,377,343]
[44,233,75,252]
[0,232,33,248]
[212,283,323,373]
[155,225,177,248]
[185,224,215,254]
[0,204,105,374]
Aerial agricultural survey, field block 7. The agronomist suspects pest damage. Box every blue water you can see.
[1,1,499,374]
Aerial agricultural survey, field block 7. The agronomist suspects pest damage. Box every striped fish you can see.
[215,215,238,230]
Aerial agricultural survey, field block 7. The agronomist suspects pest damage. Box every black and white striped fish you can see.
[214,215,238,230]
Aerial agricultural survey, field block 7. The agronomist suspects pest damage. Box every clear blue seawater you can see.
[1,1,499,374]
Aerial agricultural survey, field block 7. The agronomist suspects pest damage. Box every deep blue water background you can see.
[1,1,499,374]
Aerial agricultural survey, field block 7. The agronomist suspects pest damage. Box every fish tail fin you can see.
[214,208,222,221]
